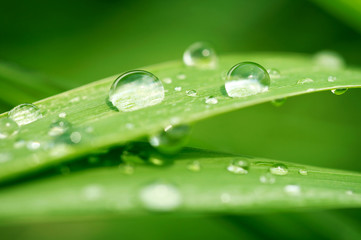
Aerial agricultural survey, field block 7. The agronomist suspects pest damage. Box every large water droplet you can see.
[149,125,191,154]
[183,42,217,69]
[270,163,288,175]
[48,119,71,136]
[331,88,348,95]
[314,51,345,70]
[8,103,43,126]
[225,62,270,97]
[226,159,249,175]
[139,182,182,211]
[0,118,19,139]
[109,70,164,112]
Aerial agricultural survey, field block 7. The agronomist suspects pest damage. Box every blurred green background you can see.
[1,0,361,239]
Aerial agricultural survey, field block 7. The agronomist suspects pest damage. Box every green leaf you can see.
[1,53,361,183]
[0,146,360,220]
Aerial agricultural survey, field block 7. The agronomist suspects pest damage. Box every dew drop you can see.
[220,193,232,204]
[177,74,186,80]
[314,50,345,70]
[271,98,286,107]
[70,131,82,144]
[187,160,201,172]
[297,78,314,84]
[331,88,348,95]
[267,68,281,79]
[328,76,337,82]
[346,190,353,196]
[298,168,308,176]
[205,96,218,105]
[149,156,166,166]
[109,70,164,112]
[58,112,67,118]
[69,97,80,103]
[183,42,218,69]
[284,185,301,195]
[125,123,134,129]
[226,159,249,175]
[149,125,191,154]
[48,119,71,137]
[270,163,288,175]
[0,152,12,163]
[174,86,182,91]
[186,90,197,97]
[139,182,182,211]
[225,62,270,97]
[260,173,276,184]
[0,118,19,139]
[8,103,43,126]
[27,141,41,151]
[163,77,172,84]
[83,185,103,201]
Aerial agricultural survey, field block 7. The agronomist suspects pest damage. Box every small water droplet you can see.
[149,156,166,166]
[177,74,186,80]
[260,173,276,184]
[48,119,71,136]
[298,168,308,176]
[205,96,218,104]
[331,88,348,95]
[14,139,26,149]
[85,126,94,133]
[27,141,41,151]
[186,90,197,97]
[8,103,43,126]
[69,97,80,103]
[226,159,249,175]
[270,163,288,175]
[0,118,19,139]
[109,70,164,112]
[139,182,182,211]
[58,112,67,118]
[220,193,231,203]
[187,160,201,172]
[225,62,270,97]
[149,125,191,154]
[284,185,301,195]
[271,98,286,107]
[267,68,281,79]
[83,185,103,201]
[297,78,314,84]
[174,86,182,91]
[70,131,82,144]
[314,50,345,70]
[125,123,134,129]
[183,42,218,69]
[346,190,353,196]
[0,152,12,163]
[163,77,172,84]
[328,76,337,82]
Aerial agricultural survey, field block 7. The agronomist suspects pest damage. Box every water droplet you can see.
[187,160,201,172]
[226,159,249,175]
[83,185,103,201]
[70,131,82,144]
[331,88,348,95]
[27,141,41,151]
[220,193,231,204]
[109,70,164,112]
[0,152,12,163]
[177,74,186,80]
[260,173,276,184]
[58,112,67,118]
[328,76,337,82]
[8,103,43,126]
[225,62,270,97]
[139,182,182,211]
[186,90,197,97]
[267,68,281,79]
[149,156,166,166]
[183,42,217,69]
[149,125,191,154]
[0,118,19,139]
[163,77,172,84]
[297,78,314,84]
[48,119,71,136]
[284,185,301,195]
[270,163,288,175]
[314,50,345,70]
[69,97,80,103]
[205,96,218,105]
[174,86,182,91]
[346,190,353,196]
[125,123,134,129]
[298,168,308,176]
[85,126,94,133]
[14,139,26,149]
[271,98,286,107]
